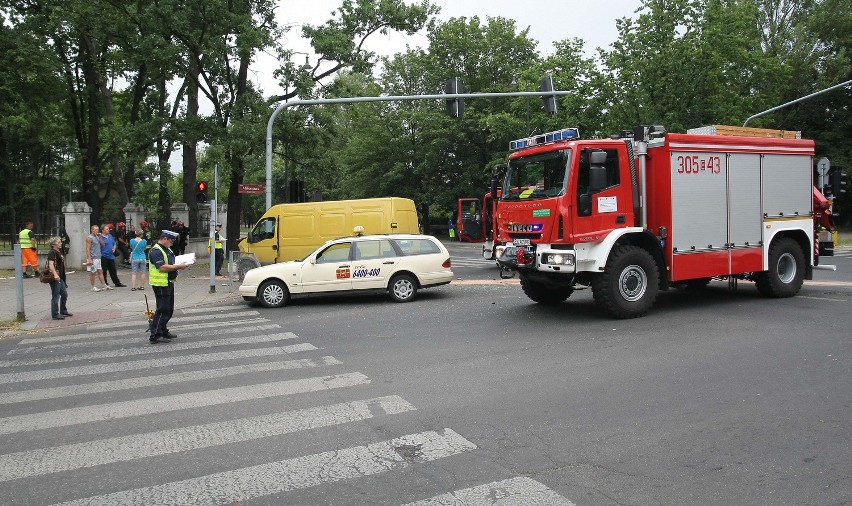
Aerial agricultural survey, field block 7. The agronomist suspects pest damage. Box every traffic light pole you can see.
[209,163,221,293]
[265,90,572,210]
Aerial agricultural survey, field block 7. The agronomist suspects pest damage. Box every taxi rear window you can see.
[393,238,440,256]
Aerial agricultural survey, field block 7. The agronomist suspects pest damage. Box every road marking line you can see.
[85,310,262,330]
[0,372,370,435]
[0,344,317,385]
[0,395,414,481]
[18,322,278,346]
[3,332,297,367]
[0,356,342,405]
[179,306,246,315]
[10,331,295,356]
[54,429,475,506]
[798,295,848,302]
[402,477,576,505]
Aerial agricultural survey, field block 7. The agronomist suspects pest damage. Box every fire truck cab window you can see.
[577,148,620,216]
[502,150,570,201]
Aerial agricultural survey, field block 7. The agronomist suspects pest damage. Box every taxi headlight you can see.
[543,253,575,266]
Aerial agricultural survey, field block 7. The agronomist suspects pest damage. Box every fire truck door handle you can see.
[616,215,626,224]
[272,245,278,250]
[382,261,395,265]
[339,264,350,268]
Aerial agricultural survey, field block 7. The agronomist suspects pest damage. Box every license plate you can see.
[513,239,530,246]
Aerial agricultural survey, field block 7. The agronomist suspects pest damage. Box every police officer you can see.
[148,229,188,344]
[209,223,226,276]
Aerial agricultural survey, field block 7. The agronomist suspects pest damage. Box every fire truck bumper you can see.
[496,244,576,274]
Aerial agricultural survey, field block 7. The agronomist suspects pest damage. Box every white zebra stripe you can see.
[0,372,370,435]
[0,395,415,481]
[53,429,476,506]
[402,477,576,505]
[2,332,297,367]
[0,356,342,405]
[85,310,261,330]
[9,330,295,356]
[17,322,278,346]
[0,343,316,385]
[178,306,245,315]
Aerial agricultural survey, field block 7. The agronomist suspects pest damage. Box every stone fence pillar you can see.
[170,203,189,227]
[62,202,92,268]
[123,203,148,232]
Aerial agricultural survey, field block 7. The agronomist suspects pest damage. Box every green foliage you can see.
[2,0,851,232]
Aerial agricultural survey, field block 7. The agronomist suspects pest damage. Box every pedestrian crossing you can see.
[450,255,498,268]
[0,306,575,505]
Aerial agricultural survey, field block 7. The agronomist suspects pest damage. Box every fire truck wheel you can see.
[258,279,290,308]
[389,274,418,302]
[592,245,659,319]
[520,276,572,304]
[755,237,804,298]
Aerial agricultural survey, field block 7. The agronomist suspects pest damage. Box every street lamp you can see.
[289,51,312,72]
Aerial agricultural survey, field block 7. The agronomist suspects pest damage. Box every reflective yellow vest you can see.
[148,243,171,286]
[208,232,224,249]
[19,229,33,249]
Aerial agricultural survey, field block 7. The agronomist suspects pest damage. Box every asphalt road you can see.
[0,243,849,505]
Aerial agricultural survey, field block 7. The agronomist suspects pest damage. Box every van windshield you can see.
[250,218,275,242]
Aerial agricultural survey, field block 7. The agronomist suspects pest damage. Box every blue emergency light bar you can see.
[509,128,580,151]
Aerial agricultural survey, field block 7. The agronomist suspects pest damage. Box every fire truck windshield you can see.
[502,149,571,201]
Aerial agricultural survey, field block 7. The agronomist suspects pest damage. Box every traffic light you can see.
[196,180,209,203]
[445,77,464,119]
[540,76,557,116]
[830,169,847,197]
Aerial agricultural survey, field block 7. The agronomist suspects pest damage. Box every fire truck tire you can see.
[389,274,418,302]
[755,237,804,298]
[592,245,659,319]
[520,276,572,304]
[258,279,290,308]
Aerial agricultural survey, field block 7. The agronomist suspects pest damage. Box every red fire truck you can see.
[494,125,836,318]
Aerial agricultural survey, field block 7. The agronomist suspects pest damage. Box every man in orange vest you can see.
[19,222,39,278]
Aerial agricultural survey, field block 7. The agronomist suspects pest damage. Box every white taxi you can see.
[239,234,454,308]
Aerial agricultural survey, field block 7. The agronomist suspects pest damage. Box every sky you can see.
[173,1,640,171]
[251,0,640,98]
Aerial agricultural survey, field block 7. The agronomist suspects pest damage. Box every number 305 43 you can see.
[676,155,721,174]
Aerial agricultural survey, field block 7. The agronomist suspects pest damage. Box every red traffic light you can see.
[196,181,208,192]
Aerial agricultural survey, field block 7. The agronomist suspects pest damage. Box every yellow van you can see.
[239,197,420,265]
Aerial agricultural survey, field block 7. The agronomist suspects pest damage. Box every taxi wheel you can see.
[258,280,290,308]
[389,274,418,303]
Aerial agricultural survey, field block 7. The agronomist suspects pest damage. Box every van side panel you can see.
[280,213,317,261]
[244,198,422,264]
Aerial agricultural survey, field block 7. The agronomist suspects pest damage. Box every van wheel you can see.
[258,280,290,308]
[755,237,804,298]
[389,274,418,302]
[592,245,659,319]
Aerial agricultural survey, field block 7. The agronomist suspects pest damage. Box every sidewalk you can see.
[0,262,242,338]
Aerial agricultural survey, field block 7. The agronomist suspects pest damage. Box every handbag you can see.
[39,262,53,283]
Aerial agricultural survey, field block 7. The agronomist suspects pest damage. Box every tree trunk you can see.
[183,57,200,236]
